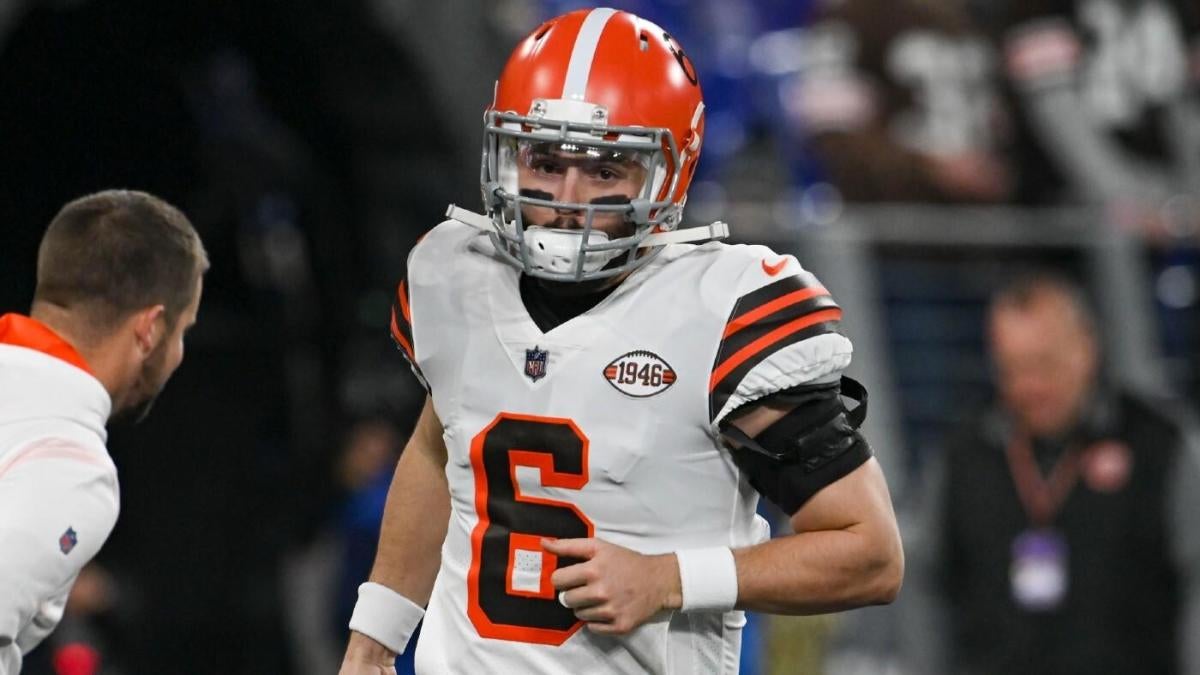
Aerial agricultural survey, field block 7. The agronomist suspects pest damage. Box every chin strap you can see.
[445,204,494,230]
[445,204,730,247]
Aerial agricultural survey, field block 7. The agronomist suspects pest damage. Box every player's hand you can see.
[337,662,396,675]
[338,631,398,675]
[544,537,682,636]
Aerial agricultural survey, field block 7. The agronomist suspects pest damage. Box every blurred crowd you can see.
[0,0,1197,673]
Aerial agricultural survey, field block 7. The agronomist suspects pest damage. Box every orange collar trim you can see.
[0,314,95,376]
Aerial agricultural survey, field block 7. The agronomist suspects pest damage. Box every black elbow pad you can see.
[721,376,873,514]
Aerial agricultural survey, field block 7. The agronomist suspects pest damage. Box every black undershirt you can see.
[518,273,616,332]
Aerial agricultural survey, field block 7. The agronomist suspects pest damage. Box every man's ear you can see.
[130,304,167,354]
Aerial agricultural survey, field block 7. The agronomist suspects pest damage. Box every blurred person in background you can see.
[21,563,127,675]
[340,7,903,674]
[785,0,1013,203]
[284,419,412,675]
[0,190,208,675]
[903,272,1200,675]
[1002,0,1200,217]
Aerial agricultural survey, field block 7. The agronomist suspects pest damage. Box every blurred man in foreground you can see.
[0,190,208,674]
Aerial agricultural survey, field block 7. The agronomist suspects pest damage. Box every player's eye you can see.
[529,155,566,175]
[588,164,624,181]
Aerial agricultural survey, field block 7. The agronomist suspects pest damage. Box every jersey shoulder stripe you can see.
[390,279,417,364]
[395,219,491,387]
[709,273,843,422]
[391,273,427,390]
[390,221,472,390]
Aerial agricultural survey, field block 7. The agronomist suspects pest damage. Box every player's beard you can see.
[109,338,170,427]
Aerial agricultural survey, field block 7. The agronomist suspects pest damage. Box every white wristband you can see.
[348,582,425,654]
[675,547,738,612]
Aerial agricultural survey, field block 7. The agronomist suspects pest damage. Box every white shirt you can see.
[0,317,117,675]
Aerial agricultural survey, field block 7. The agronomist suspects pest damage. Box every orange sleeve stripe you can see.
[723,287,829,338]
[397,280,412,324]
[0,439,108,480]
[390,308,415,361]
[709,308,843,392]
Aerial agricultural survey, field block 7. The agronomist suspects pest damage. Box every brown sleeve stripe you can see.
[390,277,421,379]
[709,308,843,394]
[716,293,841,369]
[390,305,416,362]
[708,315,842,420]
[724,286,830,338]
[734,274,825,316]
[707,273,844,419]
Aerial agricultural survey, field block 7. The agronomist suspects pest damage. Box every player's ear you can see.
[129,304,166,355]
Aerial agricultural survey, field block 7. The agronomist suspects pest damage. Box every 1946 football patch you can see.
[603,350,676,397]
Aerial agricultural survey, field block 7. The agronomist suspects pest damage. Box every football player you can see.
[339,8,903,674]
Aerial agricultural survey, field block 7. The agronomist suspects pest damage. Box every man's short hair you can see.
[34,190,209,334]
[990,270,1096,336]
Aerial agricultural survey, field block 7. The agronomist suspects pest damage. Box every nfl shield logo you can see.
[524,346,548,382]
[59,527,77,555]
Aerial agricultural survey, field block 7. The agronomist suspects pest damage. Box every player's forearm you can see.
[366,400,450,605]
[732,523,903,614]
[367,461,448,604]
[732,461,903,614]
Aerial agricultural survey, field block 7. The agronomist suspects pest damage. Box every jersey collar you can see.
[0,313,95,376]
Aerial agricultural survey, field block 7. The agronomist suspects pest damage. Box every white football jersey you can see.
[390,220,853,674]
[0,315,118,675]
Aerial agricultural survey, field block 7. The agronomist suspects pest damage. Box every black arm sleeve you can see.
[720,376,873,515]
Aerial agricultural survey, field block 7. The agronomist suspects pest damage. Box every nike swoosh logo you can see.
[761,257,788,276]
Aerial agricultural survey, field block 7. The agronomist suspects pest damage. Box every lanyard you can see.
[1005,434,1082,527]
